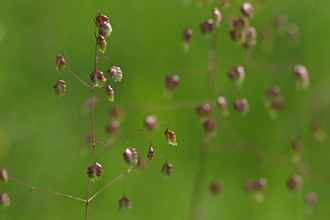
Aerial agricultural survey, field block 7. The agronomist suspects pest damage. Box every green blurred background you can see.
[1,0,330,219]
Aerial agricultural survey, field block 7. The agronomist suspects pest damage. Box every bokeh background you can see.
[1,0,330,219]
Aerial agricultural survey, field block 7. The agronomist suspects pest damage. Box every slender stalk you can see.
[96,122,168,144]
[6,189,33,220]
[85,84,95,220]
[187,18,219,220]
[8,177,86,202]
[89,169,132,202]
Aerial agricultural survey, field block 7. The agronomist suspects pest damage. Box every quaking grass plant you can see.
[0,11,177,220]
[0,1,328,219]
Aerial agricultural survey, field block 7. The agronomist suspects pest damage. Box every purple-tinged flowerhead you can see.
[200,19,215,36]
[106,84,114,102]
[242,26,257,49]
[164,128,177,146]
[55,55,66,72]
[233,98,249,115]
[87,163,103,182]
[165,74,180,91]
[311,121,327,142]
[212,7,222,27]
[105,120,120,134]
[123,148,138,168]
[287,174,303,191]
[90,70,107,88]
[228,66,245,89]
[294,64,309,89]
[147,145,154,162]
[209,180,222,195]
[144,115,158,130]
[182,28,193,52]
[97,34,107,53]
[265,86,281,99]
[229,29,245,44]
[232,17,249,32]
[273,14,288,36]
[109,105,125,121]
[94,12,110,27]
[0,193,10,208]
[241,3,254,18]
[195,103,212,119]
[183,28,193,43]
[162,161,173,178]
[119,196,131,212]
[287,23,299,38]
[1,168,8,183]
[244,179,255,192]
[291,140,302,154]
[108,66,123,82]
[53,80,66,97]
[217,96,229,117]
[270,96,284,111]
[99,21,112,37]
[254,178,267,190]
[306,191,318,205]
[203,118,217,134]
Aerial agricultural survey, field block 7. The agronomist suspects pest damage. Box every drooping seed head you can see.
[53,80,66,97]
[203,118,217,134]
[254,177,267,190]
[182,28,193,42]
[105,120,120,134]
[274,14,288,27]
[164,128,177,146]
[209,180,222,195]
[123,148,138,168]
[87,162,103,182]
[200,19,215,36]
[94,12,110,27]
[294,64,309,89]
[229,29,246,44]
[55,55,66,72]
[291,140,302,153]
[0,169,8,183]
[311,121,327,142]
[90,70,107,88]
[147,145,154,162]
[265,86,281,99]
[287,23,299,38]
[97,34,107,53]
[306,191,318,205]
[271,96,284,111]
[144,115,158,129]
[217,96,229,117]
[162,162,173,178]
[241,3,254,18]
[233,98,249,115]
[195,103,212,118]
[108,66,123,82]
[0,193,10,209]
[165,74,180,91]
[119,196,131,212]
[232,17,249,32]
[212,7,222,27]
[242,26,257,49]
[287,174,303,191]
[228,66,245,89]
[106,84,114,102]
[244,179,255,192]
[99,21,112,37]
[109,105,125,120]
